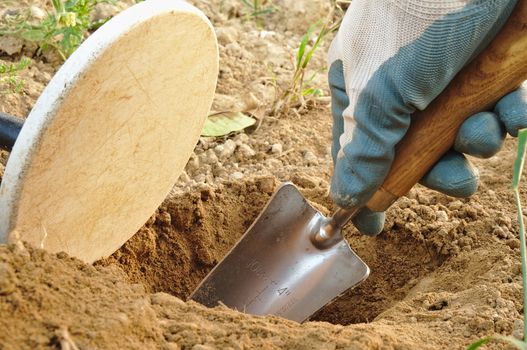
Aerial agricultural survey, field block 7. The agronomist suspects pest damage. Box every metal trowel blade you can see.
[190,182,370,322]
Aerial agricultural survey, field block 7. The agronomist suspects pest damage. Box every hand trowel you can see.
[191,0,527,322]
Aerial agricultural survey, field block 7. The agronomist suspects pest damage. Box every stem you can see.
[514,188,527,342]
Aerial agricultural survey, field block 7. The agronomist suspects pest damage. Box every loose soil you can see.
[0,1,525,349]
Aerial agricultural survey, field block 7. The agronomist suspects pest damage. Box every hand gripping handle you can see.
[367,0,527,212]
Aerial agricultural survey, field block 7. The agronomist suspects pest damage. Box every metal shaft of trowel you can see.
[0,112,23,151]
[311,205,361,249]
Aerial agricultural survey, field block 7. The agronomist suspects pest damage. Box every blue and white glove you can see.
[329,0,527,235]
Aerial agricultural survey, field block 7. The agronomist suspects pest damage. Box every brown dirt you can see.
[0,0,526,349]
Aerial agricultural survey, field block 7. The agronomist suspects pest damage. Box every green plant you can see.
[272,21,337,116]
[0,57,31,94]
[467,128,527,349]
[240,0,277,24]
[1,0,115,61]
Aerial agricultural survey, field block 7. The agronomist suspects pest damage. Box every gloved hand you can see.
[328,0,527,236]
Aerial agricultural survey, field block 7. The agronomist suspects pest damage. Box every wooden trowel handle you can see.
[366,0,527,213]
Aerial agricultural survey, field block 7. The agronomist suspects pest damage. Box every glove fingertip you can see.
[351,208,385,236]
[495,87,527,137]
[454,112,505,159]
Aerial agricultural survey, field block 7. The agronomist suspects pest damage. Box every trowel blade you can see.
[190,182,370,322]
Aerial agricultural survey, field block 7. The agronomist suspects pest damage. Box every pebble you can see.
[191,345,215,350]
[166,343,181,350]
[270,143,283,155]
[493,226,508,239]
[194,174,206,183]
[256,177,275,193]
[513,319,524,339]
[230,172,244,180]
[238,144,256,158]
[185,154,200,173]
[397,197,413,209]
[177,171,190,183]
[506,238,520,249]
[234,133,249,146]
[157,211,172,226]
[215,139,237,159]
[200,149,218,165]
[448,200,463,211]
[30,6,45,19]
[292,174,318,189]
[436,210,449,222]
[303,151,318,165]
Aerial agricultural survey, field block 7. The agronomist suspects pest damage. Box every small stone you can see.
[292,174,318,189]
[256,177,275,193]
[448,200,463,211]
[195,174,206,183]
[157,211,171,226]
[442,313,452,321]
[185,154,200,173]
[303,151,318,165]
[270,143,283,155]
[397,197,413,209]
[200,149,219,165]
[506,238,520,249]
[513,319,524,340]
[215,139,237,159]
[230,172,244,180]
[238,144,255,158]
[234,133,249,145]
[493,226,508,239]
[166,343,181,350]
[436,210,449,222]
[0,262,17,295]
[30,6,46,19]
[177,171,191,184]
[191,345,215,350]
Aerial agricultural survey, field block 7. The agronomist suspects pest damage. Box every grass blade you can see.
[467,337,492,350]
[513,128,527,343]
[513,129,527,190]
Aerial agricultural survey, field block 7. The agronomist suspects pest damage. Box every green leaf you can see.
[296,23,318,68]
[467,337,492,350]
[513,128,527,190]
[201,112,256,137]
